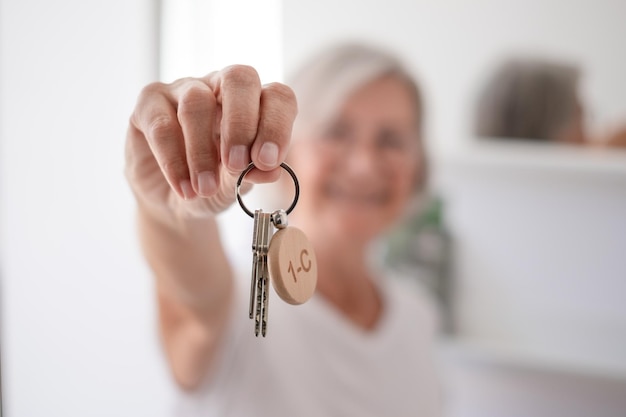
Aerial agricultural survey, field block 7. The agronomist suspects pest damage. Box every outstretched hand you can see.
[125,65,298,220]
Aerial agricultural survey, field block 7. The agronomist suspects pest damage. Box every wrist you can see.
[136,196,215,239]
[136,198,230,311]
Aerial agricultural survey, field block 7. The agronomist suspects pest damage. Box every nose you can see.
[343,138,379,179]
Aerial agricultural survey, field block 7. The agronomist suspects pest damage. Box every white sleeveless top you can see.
[174,275,441,417]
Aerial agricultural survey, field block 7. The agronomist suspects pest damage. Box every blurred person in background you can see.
[125,44,440,416]
[475,58,626,147]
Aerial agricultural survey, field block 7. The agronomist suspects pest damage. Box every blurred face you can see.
[289,75,423,243]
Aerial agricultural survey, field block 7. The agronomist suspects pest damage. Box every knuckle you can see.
[148,116,177,141]
[170,76,195,87]
[132,82,167,128]
[138,81,166,102]
[221,65,260,89]
[263,83,298,121]
[264,82,297,106]
[178,82,215,117]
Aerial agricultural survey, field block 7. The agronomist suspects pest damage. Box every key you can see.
[259,211,272,337]
[249,211,260,319]
[251,210,272,337]
[268,210,317,305]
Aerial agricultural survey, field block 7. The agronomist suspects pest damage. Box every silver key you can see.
[258,211,272,337]
[249,211,260,319]
[250,210,272,337]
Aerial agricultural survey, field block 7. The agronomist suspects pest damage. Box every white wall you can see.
[160,0,283,83]
[283,0,626,153]
[435,144,626,417]
[440,144,626,364]
[0,1,175,415]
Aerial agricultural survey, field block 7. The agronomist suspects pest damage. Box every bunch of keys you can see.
[236,162,318,337]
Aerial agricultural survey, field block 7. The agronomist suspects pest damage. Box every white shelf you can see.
[440,337,626,384]
[435,141,626,179]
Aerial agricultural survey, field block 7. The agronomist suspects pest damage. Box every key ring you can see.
[236,162,300,218]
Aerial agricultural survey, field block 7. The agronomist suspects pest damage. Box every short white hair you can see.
[287,43,423,137]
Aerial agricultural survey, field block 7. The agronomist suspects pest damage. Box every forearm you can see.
[137,203,234,389]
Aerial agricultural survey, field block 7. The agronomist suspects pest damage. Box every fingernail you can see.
[228,145,249,171]
[259,142,279,167]
[179,179,196,200]
[197,171,217,197]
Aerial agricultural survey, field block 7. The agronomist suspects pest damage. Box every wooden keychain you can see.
[267,209,317,305]
[236,162,318,337]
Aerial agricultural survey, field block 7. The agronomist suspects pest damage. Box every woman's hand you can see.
[125,65,298,222]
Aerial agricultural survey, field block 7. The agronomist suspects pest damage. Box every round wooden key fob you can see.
[268,226,318,305]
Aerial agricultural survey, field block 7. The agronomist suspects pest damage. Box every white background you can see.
[1,0,626,416]
[0,1,174,415]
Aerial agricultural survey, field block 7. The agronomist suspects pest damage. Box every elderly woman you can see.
[125,44,440,416]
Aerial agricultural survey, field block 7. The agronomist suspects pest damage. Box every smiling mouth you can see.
[325,184,390,206]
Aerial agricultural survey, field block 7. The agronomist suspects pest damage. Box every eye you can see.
[377,128,409,150]
[322,120,351,142]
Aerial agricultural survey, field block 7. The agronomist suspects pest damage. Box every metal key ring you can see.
[236,162,300,218]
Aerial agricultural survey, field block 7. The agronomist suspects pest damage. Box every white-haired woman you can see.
[125,44,440,416]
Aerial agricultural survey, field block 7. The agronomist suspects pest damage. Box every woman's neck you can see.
[308,230,384,331]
